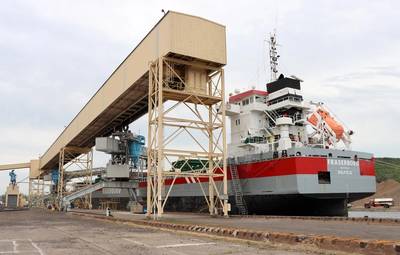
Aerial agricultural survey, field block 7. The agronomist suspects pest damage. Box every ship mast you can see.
[268,30,279,81]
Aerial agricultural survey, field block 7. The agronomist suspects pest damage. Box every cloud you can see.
[302,65,400,156]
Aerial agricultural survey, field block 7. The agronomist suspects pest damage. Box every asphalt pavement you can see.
[0,209,311,255]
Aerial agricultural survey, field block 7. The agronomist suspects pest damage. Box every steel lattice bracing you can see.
[38,11,226,173]
[57,147,93,209]
[146,57,229,218]
[29,177,46,208]
[1,11,228,215]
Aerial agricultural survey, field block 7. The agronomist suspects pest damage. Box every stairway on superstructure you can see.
[228,158,248,215]
[264,109,280,124]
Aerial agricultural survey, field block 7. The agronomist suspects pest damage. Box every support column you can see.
[28,178,33,207]
[146,57,228,218]
[57,146,93,210]
[156,57,164,217]
[146,60,154,218]
[57,148,65,209]
[41,177,45,207]
[208,91,215,215]
[221,69,229,217]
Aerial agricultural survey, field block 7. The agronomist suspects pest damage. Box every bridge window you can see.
[255,96,264,103]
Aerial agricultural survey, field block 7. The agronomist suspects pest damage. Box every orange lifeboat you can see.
[308,108,344,139]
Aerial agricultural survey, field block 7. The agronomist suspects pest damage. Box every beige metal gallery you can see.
[37,11,227,174]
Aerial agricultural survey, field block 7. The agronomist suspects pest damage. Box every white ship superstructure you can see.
[136,33,377,216]
[136,75,376,216]
[227,72,355,159]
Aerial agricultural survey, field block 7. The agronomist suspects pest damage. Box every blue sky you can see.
[1,0,399,194]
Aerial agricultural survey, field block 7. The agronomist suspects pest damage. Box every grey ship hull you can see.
[138,148,376,216]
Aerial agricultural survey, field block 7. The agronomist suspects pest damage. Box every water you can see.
[349,210,400,219]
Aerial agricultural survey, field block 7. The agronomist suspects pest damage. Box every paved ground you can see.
[0,209,312,255]
[349,210,400,219]
[107,211,400,241]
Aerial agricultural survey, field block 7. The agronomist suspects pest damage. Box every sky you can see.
[0,0,399,194]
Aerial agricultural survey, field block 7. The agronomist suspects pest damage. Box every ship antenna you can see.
[268,30,280,81]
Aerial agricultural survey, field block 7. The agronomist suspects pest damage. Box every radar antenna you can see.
[268,30,280,81]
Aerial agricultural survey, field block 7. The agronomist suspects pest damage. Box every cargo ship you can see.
[137,33,376,216]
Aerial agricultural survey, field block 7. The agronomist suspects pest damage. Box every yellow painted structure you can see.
[0,160,40,178]
[1,11,228,216]
[39,11,226,172]
[0,162,30,171]
[29,159,40,178]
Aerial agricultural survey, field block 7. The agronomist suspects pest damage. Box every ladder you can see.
[263,127,274,137]
[228,158,248,215]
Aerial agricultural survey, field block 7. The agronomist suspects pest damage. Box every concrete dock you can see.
[72,209,400,241]
[69,209,400,255]
[1,208,400,255]
[0,209,311,255]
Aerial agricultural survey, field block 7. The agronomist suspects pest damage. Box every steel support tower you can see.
[146,57,229,218]
[29,176,45,207]
[57,146,93,210]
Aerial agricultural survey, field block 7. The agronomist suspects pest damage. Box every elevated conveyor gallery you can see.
[62,181,138,207]
[38,11,227,174]
[0,163,30,171]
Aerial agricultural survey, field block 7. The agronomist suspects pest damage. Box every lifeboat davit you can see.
[308,108,344,139]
